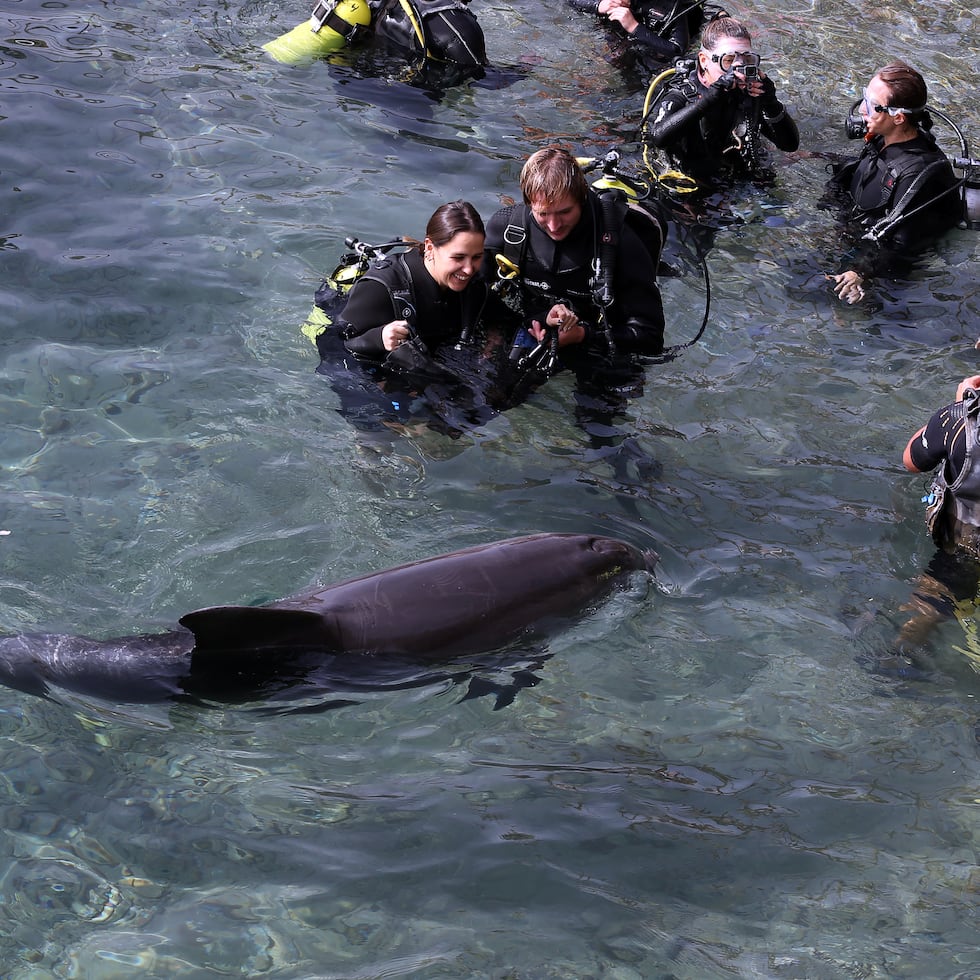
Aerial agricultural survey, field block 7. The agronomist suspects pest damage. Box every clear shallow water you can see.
[1,0,978,976]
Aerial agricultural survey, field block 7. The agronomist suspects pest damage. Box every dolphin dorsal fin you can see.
[178,606,334,655]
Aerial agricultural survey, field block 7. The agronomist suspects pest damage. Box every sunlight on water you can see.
[0,0,978,976]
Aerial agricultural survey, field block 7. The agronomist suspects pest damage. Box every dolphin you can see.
[0,533,655,707]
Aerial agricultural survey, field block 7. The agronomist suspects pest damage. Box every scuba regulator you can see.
[844,99,868,141]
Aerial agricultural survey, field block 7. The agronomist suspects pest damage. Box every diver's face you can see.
[528,193,582,242]
[861,76,899,140]
[425,231,484,291]
[698,38,753,84]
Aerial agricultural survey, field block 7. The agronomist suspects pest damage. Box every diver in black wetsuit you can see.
[592,0,705,64]
[824,61,963,305]
[310,201,499,438]
[485,147,665,367]
[880,374,980,676]
[336,201,488,363]
[642,15,798,187]
[484,146,666,471]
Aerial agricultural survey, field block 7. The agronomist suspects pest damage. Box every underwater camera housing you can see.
[843,99,980,228]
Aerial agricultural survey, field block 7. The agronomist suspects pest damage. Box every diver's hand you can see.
[711,68,738,92]
[743,73,777,102]
[530,320,586,347]
[828,270,865,304]
[598,0,639,32]
[955,375,980,401]
[381,320,411,351]
[530,304,584,347]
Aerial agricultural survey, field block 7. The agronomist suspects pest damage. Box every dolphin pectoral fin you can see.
[457,650,550,710]
[459,668,543,710]
[178,607,334,655]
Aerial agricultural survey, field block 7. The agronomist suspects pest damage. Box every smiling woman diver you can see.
[303,201,502,439]
[329,200,489,367]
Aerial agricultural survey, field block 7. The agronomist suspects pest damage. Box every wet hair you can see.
[423,200,485,249]
[519,147,589,208]
[700,15,751,51]
[875,61,932,130]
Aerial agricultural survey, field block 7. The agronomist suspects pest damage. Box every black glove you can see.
[711,68,737,92]
[760,75,781,112]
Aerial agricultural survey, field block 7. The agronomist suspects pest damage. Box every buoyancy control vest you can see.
[493,189,666,325]
[335,252,418,342]
[328,249,488,363]
[371,0,486,66]
[928,389,980,556]
[644,61,754,174]
[840,132,961,238]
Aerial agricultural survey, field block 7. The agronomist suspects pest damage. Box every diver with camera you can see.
[824,61,967,305]
[642,15,799,188]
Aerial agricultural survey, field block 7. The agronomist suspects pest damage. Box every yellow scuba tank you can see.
[263,0,372,65]
[301,237,415,345]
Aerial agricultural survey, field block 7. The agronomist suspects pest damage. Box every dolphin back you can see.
[223,533,655,661]
[178,607,338,655]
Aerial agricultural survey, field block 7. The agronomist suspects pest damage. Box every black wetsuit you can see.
[909,397,973,478]
[902,391,980,647]
[643,61,799,185]
[313,247,496,438]
[484,190,665,462]
[614,0,703,63]
[338,247,487,362]
[484,190,665,360]
[909,392,980,554]
[569,0,706,68]
[826,131,962,279]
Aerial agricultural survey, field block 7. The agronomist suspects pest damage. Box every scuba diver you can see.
[306,201,501,438]
[336,199,487,363]
[484,146,667,474]
[824,62,965,305]
[366,0,485,76]
[883,374,980,677]
[486,146,665,364]
[636,14,799,270]
[641,15,799,188]
[570,0,712,71]
[265,0,486,82]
